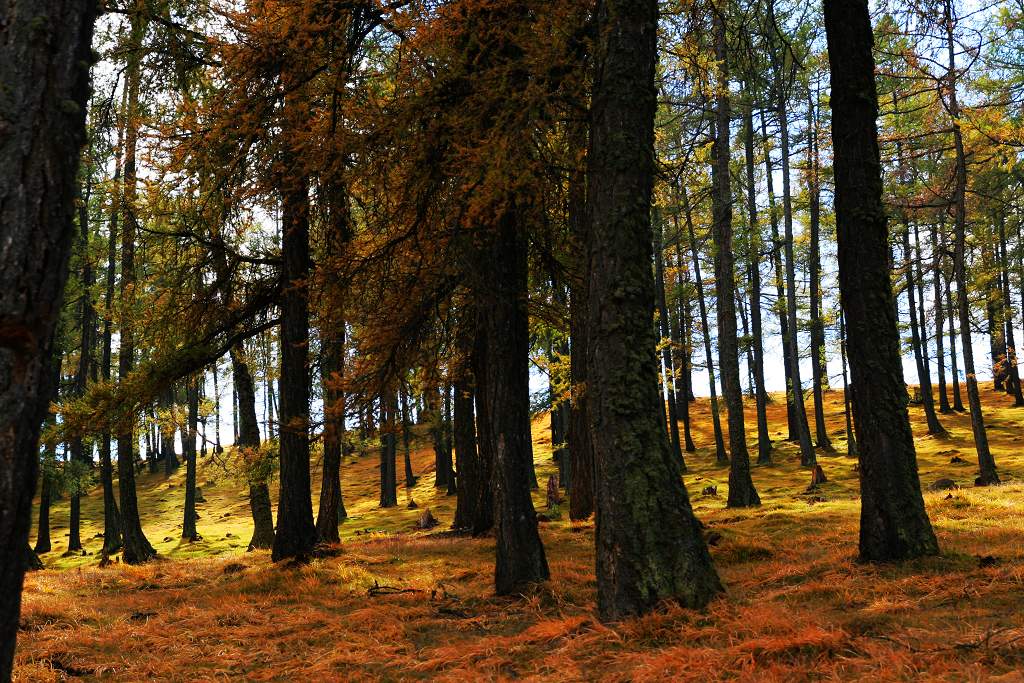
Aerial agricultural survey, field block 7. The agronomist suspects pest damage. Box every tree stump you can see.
[546,474,562,509]
[809,465,828,489]
[416,508,438,530]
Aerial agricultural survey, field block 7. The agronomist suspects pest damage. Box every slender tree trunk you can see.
[807,92,832,451]
[945,258,966,411]
[824,0,939,560]
[744,100,771,464]
[683,189,728,464]
[182,377,200,541]
[762,113,798,440]
[587,0,722,621]
[116,6,156,565]
[944,0,998,485]
[232,347,275,550]
[655,212,686,470]
[34,358,62,556]
[903,221,946,435]
[400,384,416,489]
[932,221,952,412]
[379,392,398,508]
[452,377,485,531]
[998,213,1024,405]
[839,312,858,457]
[100,142,123,554]
[712,11,759,506]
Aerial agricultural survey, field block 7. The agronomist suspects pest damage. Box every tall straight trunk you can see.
[762,113,798,440]
[773,40,815,466]
[117,5,156,565]
[672,243,698,451]
[824,0,939,560]
[683,189,728,464]
[945,260,966,411]
[232,347,275,550]
[34,357,62,556]
[903,221,945,435]
[711,12,759,507]
[317,336,347,542]
[551,279,571,488]
[400,384,416,489]
[568,127,595,520]
[432,387,452,489]
[444,385,456,495]
[655,213,686,470]
[476,208,549,595]
[807,92,832,451]
[161,387,179,474]
[998,213,1024,404]
[944,0,998,485]
[932,222,952,412]
[984,243,1007,392]
[379,392,398,508]
[272,172,318,560]
[0,7,95,669]
[182,377,199,541]
[744,100,771,464]
[839,311,858,456]
[212,359,223,451]
[453,378,486,530]
[587,0,722,621]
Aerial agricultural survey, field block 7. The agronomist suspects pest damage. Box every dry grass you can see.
[14,387,1024,681]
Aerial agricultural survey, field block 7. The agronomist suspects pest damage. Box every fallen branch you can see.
[368,580,423,597]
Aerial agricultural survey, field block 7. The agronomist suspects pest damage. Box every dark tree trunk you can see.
[945,259,966,411]
[116,7,156,565]
[271,175,318,561]
[654,214,686,470]
[683,189,728,464]
[586,0,722,621]
[839,312,858,457]
[475,208,549,595]
[568,138,595,520]
[232,347,275,550]
[823,0,939,561]
[932,222,952,412]
[943,0,997,485]
[0,1,96,674]
[712,11,759,508]
[443,385,456,496]
[744,100,771,464]
[762,113,799,440]
[34,446,53,555]
[807,93,832,452]
[99,185,123,554]
[453,378,488,531]
[671,243,697,452]
[903,222,946,435]
[379,392,398,508]
[182,377,200,541]
[400,384,416,489]
[317,331,347,543]
[997,213,1024,405]
[431,387,451,489]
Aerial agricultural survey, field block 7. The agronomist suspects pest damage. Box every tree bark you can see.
[379,393,398,508]
[182,377,200,541]
[823,0,939,561]
[587,0,722,621]
[0,0,97,674]
[654,213,686,470]
[903,221,945,435]
[807,92,832,452]
[932,221,952,412]
[232,346,275,550]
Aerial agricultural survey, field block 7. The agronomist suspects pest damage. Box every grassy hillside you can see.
[14,388,1024,680]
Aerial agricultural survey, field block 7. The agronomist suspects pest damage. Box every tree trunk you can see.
[271,174,318,561]
[932,221,952,412]
[807,92,832,452]
[943,0,998,485]
[452,378,486,531]
[232,346,275,550]
[683,189,728,464]
[587,0,722,621]
[945,256,966,411]
[117,5,156,565]
[99,163,123,554]
[903,221,945,435]
[401,384,416,489]
[712,11,759,507]
[0,1,96,673]
[182,377,200,541]
[743,100,771,464]
[823,0,939,561]
[839,311,858,457]
[475,208,549,595]
[997,213,1024,405]
[654,213,686,470]
[379,392,398,508]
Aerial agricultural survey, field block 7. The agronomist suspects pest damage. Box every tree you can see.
[823,0,939,561]
[0,0,97,676]
[586,0,722,621]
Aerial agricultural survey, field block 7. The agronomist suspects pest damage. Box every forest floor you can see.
[14,388,1024,681]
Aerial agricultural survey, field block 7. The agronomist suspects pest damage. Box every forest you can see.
[3,0,1024,679]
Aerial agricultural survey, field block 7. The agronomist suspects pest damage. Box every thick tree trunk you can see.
[452,378,486,531]
[587,0,722,621]
[431,387,451,490]
[712,11,759,507]
[0,0,97,674]
[823,0,939,561]
[272,175,318,561]
[476,209,549,595]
